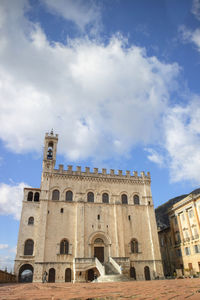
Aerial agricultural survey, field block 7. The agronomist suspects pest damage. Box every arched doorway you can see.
[130,267,136,279]
[48,268,55,282]
[94,238,104,263]
[144,266,151,280]
[18,264,33,282]
[65,268,71,282]
[87,269,94,281]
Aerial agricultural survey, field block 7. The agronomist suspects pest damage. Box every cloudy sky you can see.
[1,0,200,270]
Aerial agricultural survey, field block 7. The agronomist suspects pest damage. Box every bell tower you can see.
[43,129,58,171]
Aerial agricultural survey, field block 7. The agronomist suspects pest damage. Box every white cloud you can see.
[192,0,200,20]
[161,98,200,184]
[180,25,200,52]
[43,0,101,33]
[0,244,8,250]
[0,182,28,220]
[0,1,179,162]
[145,148,164,167]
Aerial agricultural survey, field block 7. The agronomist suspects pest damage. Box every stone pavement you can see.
[0,278,200,300]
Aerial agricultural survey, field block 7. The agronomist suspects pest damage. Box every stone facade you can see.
[157,190,200,277]
[14,131,163,282]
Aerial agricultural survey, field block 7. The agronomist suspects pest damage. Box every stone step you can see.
[97,274,129,282]
[104,262,119,275]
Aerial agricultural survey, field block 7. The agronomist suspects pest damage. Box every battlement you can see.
[52,165,151,180]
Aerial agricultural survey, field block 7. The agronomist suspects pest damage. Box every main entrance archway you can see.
[88,233,111,263]
[18,264,33,282]
[94,238,104,263]
[94,246,104,263]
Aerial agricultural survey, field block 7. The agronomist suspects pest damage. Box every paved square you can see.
[1,279,200,299]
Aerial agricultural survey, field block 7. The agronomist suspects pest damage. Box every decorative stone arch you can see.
[88,231,111,263]
[18,263,34,282]
[120,191,128,204]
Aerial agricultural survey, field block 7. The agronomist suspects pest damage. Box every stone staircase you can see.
[96,260,129,282]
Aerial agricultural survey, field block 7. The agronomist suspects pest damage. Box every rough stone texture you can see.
[14,132,163,283]
[1,279,200,299]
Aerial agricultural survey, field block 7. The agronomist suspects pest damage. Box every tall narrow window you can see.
[27,192,33,201]
[87,192,94,202]
[102,193,109,203]
[122,194,128,204]
[52,189,59,200]
[60,239,69,254]
[133,195,140,205]
[34,192,40,202]
[24,239,34,255]
[66,191,73,202]
[131,239,138,253]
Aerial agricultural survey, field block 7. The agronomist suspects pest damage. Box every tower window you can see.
[28,217,34,225]
[60,239,69,254]
[27,192,33,201]
[47,142,53,160]
[66,191,73,202]
[52,189,60,200]
[97,214,100,220]
[87,192,94,202]
[34,192,40,202]
[133,195,140,205]
[102,193,109,203]
[122,194,128,204]
[60,208,64,213]
[128,215,131,221]
[131,239,139,253]
[24,239,34,256]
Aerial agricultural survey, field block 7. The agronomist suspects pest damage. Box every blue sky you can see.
[1,0,200,270]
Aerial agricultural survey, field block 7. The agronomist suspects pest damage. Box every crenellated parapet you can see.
[50,165,151,181]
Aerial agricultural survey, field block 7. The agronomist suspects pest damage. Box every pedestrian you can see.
[42,271,48,283]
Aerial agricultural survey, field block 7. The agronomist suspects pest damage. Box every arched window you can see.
[28,217,34,225]
[131,239,138,253]
[24,239,34,255]
[47,142,53,160]
[87,192,94,202]
[66,191,73,202]
[52,189,59,200]
[102,193,109,203]
[27,192,33,201]
[60,239,69,254]
[122,194,128,204]
[133,195,140,205]
[34,192,40,202]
